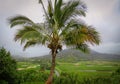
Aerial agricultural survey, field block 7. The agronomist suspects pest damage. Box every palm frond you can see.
[76,43,89,53]
[64,23,100,52]
[60,19,84,36]
[14,26,48,44]
[9,15,34,28]
[60,0,86,25]
[23,40,37,50]
[20,31,41,44]
[54,0,63,23]
[48,0,53,18]
[39,0,42,3]
[9,0,100,53]
[47,0,55,26]
[86,26,101,45]
[14,26,34,41]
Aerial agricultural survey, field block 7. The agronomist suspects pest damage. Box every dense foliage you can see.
[0,54,119,84]
[0,48,18,84]
[18,70,49,83]
[16,68,120,84]
[9,0,100,83]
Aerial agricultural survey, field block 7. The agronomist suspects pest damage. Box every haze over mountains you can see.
[0,0,120,57]
[21,49,120,61]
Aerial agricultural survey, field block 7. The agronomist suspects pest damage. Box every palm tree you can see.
[9,0,100,84]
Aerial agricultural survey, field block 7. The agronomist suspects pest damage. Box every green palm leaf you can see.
[9,15,34,27]
[9,1,101,83]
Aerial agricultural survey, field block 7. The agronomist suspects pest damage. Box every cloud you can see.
[0,0,49,57]
[90,42,120,55]
[0,0,120,56]
[84,0,120,42]
[82,0,120,54]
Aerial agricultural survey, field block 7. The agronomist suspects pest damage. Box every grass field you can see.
[16,60,120,84]
[17,60,120,79]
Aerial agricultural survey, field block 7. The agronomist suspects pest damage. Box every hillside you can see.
[31,49,120,62]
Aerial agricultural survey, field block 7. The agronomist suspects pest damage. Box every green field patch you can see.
[17,62,40,70]
[80,70,96,72]
[17,61,120,82]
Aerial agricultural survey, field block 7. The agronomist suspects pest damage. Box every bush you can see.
[111,67,120,84]
[18,69,49,83]
[0,48,18,84]
[53,70,120,84]
[53,72,82,84]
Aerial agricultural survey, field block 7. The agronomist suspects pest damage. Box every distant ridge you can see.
[31,49,120,61]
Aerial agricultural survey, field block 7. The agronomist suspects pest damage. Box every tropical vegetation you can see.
[0,48,18,84]
[9,0,100,84]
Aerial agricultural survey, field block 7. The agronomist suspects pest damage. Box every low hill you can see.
[31,49,120,62]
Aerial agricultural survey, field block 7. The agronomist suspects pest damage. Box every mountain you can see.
[12,55,30,61]
[31,49,120,62]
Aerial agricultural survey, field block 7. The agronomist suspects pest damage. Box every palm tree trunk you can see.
[45,49,56,84]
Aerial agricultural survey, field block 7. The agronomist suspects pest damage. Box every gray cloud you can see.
[0,0,120,56]
[84,0,120,42]
[84,0,120,54]
[0,0,49,57]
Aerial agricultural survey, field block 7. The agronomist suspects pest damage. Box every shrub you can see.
[53,72,82,84]
[18,69,49,83]
[111,67,120,84]
[0,48,18,84]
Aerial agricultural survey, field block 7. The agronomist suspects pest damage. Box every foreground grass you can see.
[17,61,120,84]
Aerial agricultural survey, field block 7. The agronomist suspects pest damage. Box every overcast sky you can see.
[0,0,120,57]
